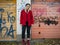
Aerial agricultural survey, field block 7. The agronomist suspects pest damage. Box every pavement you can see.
[0,35,60,45]
[0,39,60,45]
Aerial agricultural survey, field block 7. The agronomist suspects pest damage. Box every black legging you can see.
[22,22,31,39]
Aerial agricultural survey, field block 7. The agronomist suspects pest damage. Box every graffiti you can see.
[18,0,26,11]
[0,8,4,38]
[32,3,60,27]
[18,0,30,11]
[57,8,60,14]
[34,15,58,27]
[47,2,60,7]
[32,8,47,16]
[7,24,15,38]
[0,7,16,39]
[7,12,16,23]
[0,24,15,38]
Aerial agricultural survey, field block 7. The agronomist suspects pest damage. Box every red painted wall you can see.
[31,2,60,39]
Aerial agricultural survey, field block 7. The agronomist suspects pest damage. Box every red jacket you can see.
[20,9,34,26]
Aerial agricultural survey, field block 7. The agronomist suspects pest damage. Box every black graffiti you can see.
[44,18,58,25]
[34,15,58,27]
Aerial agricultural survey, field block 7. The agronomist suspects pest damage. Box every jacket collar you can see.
[24,8,31,13]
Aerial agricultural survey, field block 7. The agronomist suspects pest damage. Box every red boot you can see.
[27,40,30,45]
[22,39,26,45]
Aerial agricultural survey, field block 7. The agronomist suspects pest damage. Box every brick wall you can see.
[31,2,60,39]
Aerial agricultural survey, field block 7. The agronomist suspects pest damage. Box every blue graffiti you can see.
[7,24,15,38]
[7,12,15,23]
[1,24,15,38]
[18,0,28,11]
[0,8,16,38]
[0,8,4,37]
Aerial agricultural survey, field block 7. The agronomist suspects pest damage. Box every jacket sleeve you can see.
[31,11,34,24]
[20,10,23,24]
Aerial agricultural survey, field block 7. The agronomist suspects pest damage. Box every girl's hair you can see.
[25,3,31,6]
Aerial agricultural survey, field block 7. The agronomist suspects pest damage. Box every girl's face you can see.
[26,5,30,10]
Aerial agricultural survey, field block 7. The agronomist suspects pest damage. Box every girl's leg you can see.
[22,25,26,45]
[27,25,31,45]
[27,26,31,39]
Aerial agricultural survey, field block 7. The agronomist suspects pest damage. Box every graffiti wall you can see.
[0,0,16,41]
[31,0,60,39]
